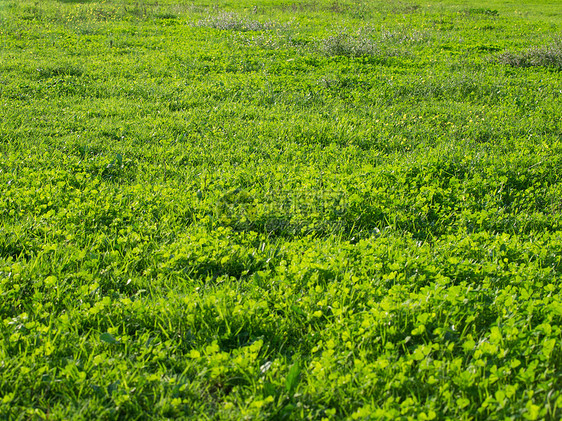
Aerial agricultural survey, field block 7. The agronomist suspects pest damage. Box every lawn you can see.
[1,0,562,419]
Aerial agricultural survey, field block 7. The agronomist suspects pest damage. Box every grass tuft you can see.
[463,8,499,17]
[319,27,426,57]
[196,12,278,31]
[498,39,562,69]
[321,31,386,57]
[380,27,428,44]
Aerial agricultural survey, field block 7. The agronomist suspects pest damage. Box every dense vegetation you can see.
[1,0,562,419]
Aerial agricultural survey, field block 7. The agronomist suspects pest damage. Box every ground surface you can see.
[1,0,562,419]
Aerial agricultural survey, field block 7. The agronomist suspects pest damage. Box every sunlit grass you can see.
[1,0,562,419]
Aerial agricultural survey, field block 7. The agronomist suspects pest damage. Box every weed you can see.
[464,8,499,17]
[196,12,278,32]
[321,31,384,57]
[498,39,562,69]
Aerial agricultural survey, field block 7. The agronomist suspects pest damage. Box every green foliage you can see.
[1,0,562,419]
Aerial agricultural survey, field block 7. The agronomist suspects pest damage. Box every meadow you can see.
[1,0,562,419]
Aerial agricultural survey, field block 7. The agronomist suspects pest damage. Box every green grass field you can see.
[1,0,562,419]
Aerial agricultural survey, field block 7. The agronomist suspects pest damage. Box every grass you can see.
[1,0,562,419]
